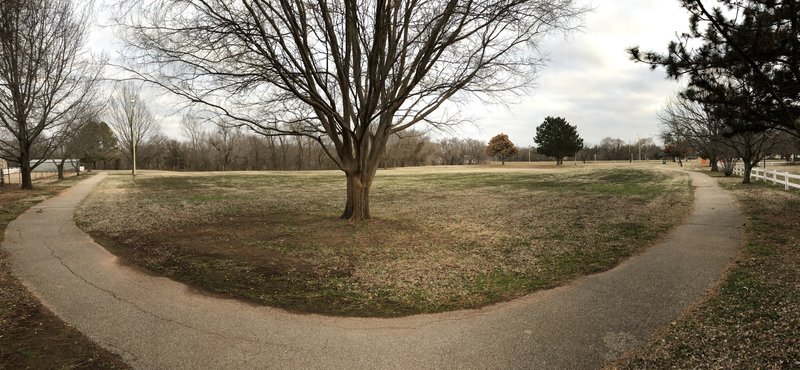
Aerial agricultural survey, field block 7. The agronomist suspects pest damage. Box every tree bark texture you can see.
[742,161,753,184]
[20,150,32,190]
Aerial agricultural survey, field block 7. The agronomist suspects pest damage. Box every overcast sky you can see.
[88,1,691,146]
[451,0,692,146]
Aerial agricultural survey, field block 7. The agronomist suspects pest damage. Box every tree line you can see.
[494,136,663,163]
[62,117,491,172]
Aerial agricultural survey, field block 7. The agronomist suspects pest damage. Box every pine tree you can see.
[534,117,583,165]
[629,0,800,138]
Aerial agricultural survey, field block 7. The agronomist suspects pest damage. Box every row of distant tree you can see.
[29,119,490,172]
[483,116,663,165]
[107,125,490,172]
[15,69,794,178]
[19,110,666,174]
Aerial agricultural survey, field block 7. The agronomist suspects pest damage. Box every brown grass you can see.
[76,165,692,316]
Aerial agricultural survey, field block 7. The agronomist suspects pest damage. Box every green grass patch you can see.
[77,167,692,317]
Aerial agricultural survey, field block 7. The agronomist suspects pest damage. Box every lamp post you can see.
[130,99,137,176]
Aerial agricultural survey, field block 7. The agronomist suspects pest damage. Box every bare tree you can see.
[180,113,210,170]
[597,137,626,160]
[463,138,487,164]
[724,130,778,184]
[107,83,157,175]
[118,0,585,220]
[772,132,800,164]
[659,96,727,171]
[383,130,437,167]
[439,137,466,165]
[635,138,661,161]
[660,93,779,182]
[208,123,242,171]
[244,134,266,170]
[0,0,103,189]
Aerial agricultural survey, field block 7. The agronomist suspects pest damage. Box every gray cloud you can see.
[459,0,691,146]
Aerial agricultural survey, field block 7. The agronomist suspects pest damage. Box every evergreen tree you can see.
[533,116,583,165]
[629,0,800,138]
[71,121,119,170]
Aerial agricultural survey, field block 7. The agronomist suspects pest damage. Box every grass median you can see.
[76,166,692,317]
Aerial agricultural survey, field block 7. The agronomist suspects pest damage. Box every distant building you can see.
[31,159,82,172]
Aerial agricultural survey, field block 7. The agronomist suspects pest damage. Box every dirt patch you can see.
[77,167,692,317]
[0,175,128,369]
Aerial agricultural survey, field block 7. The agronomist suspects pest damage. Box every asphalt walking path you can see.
[4,170,742,369]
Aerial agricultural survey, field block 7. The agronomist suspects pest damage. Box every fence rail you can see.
[733,165,800,190]
[0,167,63,185]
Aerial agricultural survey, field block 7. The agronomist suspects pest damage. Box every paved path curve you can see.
[4,170,742,369]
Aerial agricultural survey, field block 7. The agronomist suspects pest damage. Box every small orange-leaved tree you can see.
[485,133,519,165]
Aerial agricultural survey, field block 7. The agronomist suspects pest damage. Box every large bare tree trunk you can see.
[742,161,753,184]
[339,133,387,221]
[20,151,33,190]
[342,172,370,221]
[343,174,377,221]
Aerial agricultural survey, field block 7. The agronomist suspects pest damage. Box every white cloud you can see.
[458,0,692,146]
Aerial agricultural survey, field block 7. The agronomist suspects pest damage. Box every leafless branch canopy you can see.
[0,0,103,187]
[118,0,584,168]
[107,83,157,158]
[117,0,585,219]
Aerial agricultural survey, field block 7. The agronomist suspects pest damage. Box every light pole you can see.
[130,99,137,176]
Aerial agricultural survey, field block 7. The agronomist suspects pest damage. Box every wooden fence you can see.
[733,165,800,191]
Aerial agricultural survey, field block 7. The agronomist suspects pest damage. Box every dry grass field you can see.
[76,164,692,316]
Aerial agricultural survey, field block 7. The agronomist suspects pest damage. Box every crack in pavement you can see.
[42,233,266,348]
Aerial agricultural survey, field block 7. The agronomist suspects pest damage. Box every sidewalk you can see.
[3,170,742,369]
